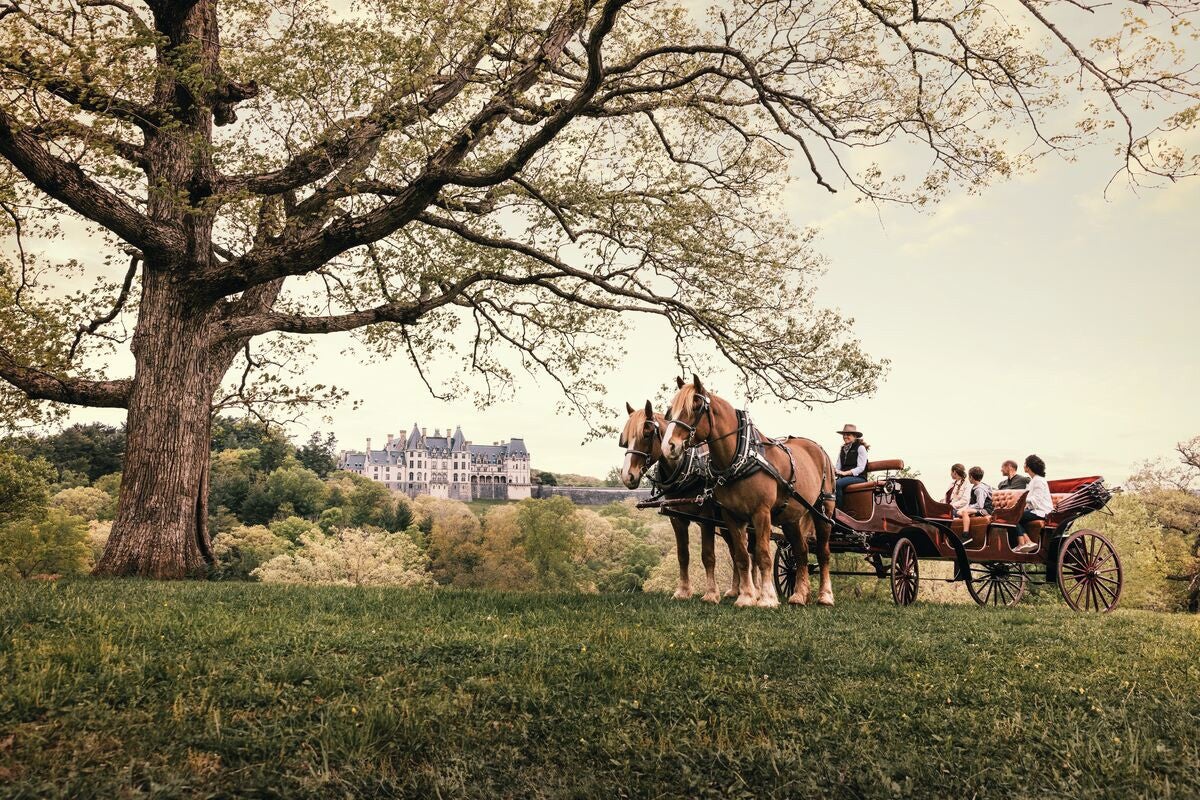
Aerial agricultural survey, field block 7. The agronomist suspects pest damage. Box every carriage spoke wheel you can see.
[773,540,797,599]
[1058,529,1122,613]
[966,561,1028,607]
[890,538,919,606]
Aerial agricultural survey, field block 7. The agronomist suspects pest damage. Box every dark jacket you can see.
[998,474,1030,490]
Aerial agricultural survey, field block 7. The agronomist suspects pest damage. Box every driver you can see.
[834,424,869,507]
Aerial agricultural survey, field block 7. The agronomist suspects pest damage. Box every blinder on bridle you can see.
[666,392,713,449]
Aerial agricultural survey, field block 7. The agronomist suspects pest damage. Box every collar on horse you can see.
[647,445,709,496]
[706,409,764,486]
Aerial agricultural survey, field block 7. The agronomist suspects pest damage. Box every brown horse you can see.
[662,376,836,608]
[619,401,742,602]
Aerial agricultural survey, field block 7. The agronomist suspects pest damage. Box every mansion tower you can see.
[337,424,532,501]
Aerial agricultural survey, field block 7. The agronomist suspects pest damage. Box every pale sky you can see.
[13,2,1200,489]
[300,144,1199,486]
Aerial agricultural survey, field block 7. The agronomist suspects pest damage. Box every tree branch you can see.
[0,346,131,407]
[0,105,180,254]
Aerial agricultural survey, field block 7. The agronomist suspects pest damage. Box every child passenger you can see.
[957,466,992,539]
[945,464,970,515]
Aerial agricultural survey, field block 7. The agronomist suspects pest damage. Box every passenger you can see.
[833,424,869,507]
[997,459,1030,490]
[945,463,970,515]
[1014,454,1052,553]
[957,466,992,539]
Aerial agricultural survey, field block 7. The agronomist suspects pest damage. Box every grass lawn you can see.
[2,582,1199,799]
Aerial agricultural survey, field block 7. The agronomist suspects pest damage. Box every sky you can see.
[10,1,1200,490]
[292,143,1199,486]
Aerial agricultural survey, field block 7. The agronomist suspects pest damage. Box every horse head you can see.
[663,374,717,460]
[619,399,663,489]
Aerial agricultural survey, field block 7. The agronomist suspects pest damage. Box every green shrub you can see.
[50,485,114,521]
[0,449,53,524]
[0,506,91,578]
[253,527,434,587]
[212,525,293,580]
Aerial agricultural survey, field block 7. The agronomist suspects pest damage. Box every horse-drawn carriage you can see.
[628,378,1123,613]
[771,465,1122,612]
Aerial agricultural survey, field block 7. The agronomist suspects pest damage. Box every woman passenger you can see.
[833,424,869,507]
[1014,454,1053,553]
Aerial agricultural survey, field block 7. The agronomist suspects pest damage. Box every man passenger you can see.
[997,459,1029,491]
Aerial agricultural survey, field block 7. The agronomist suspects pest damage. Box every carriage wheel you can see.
[966,561,1028,607]
[773,540,797,600]
[890,538,919,606]
[1058,529,1122,613]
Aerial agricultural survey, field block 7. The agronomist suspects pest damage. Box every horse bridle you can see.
[621,417,663,462]
[667,393,710,450]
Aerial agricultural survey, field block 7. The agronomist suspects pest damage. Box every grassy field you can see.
[2,582,1198,799]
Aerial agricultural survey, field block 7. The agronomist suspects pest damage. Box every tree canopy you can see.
[1,0,1196,576]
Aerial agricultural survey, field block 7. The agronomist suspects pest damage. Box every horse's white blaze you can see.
[661,421,679,454]
[620,451,636,487]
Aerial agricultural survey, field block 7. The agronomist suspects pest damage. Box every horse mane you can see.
[619,409,647,448]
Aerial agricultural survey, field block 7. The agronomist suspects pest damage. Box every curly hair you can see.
[1024,454,1046,477]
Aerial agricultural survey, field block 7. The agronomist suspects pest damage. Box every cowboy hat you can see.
[836,424,863,437]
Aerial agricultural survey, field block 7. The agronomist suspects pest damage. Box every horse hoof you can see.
[788,593,806,605]
[723,589,738,598]
[672,587,692,600]
[734,594,756,608]
[701,592,720,604]
[757,594,780,609]
[818,591,835,607]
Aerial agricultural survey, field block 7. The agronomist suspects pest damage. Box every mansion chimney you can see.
[366,438,372,451]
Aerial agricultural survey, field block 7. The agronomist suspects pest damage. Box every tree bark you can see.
[95,270,222,578]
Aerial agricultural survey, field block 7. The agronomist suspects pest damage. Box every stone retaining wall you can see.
[531,485,653,505]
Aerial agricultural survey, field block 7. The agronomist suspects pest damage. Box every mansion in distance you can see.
[336,424,532,501]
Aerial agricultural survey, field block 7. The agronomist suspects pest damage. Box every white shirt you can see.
[947,479,971,510]
[1025,475,1054,516]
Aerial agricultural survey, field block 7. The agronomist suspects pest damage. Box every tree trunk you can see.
[95,271,222,578]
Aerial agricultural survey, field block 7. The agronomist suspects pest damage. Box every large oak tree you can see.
[1,0,1197,577]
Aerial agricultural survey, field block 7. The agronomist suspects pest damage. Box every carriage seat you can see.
[841,480,882,520]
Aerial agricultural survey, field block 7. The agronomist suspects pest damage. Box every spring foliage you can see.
[253,527,435,588]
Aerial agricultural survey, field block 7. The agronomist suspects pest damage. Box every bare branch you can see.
[67,251,141,361]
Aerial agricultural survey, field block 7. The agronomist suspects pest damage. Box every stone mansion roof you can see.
[339,424,529,469]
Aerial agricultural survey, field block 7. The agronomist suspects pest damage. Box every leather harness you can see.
[665,396,837,526]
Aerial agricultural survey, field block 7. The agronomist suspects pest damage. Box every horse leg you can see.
[670,516,692,600]
[700,523,719,603]
[782,519,811,605]
[721,513,757,607]
[815,508,835,607]
[754,509,779,608]
[719,529,740,598]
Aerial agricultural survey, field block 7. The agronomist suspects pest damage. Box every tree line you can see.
[0,419,667,591]
[1,422,1196,610]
